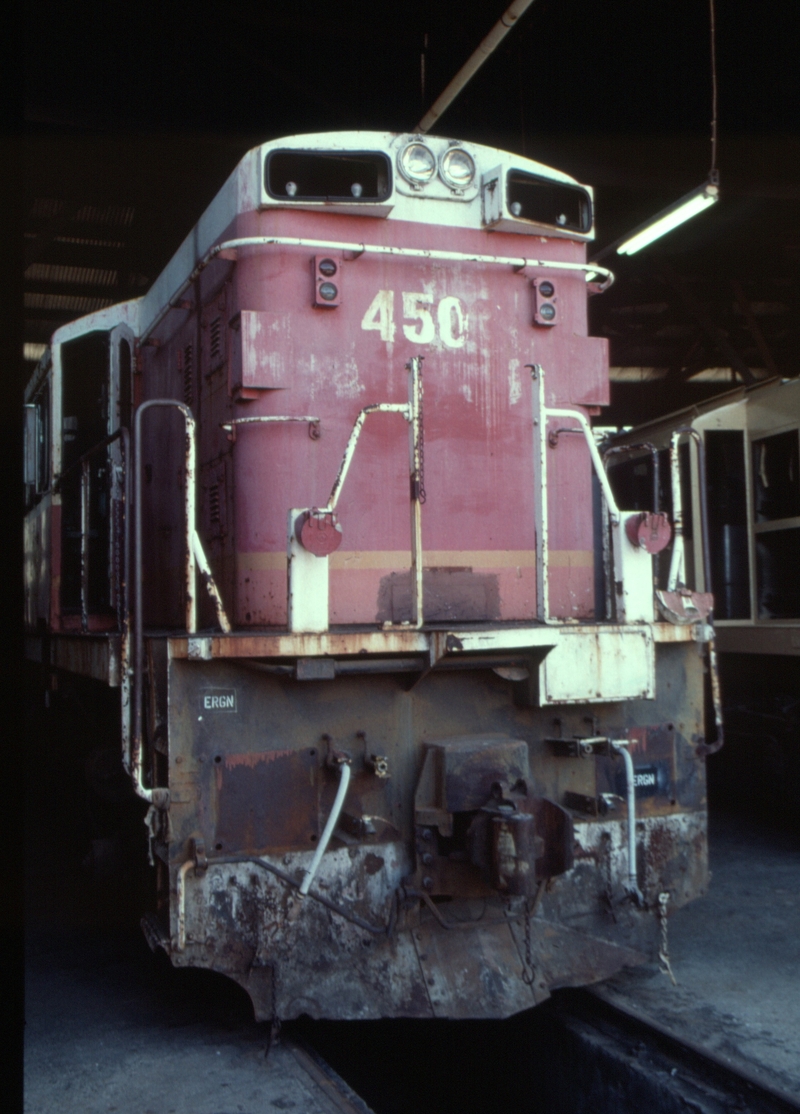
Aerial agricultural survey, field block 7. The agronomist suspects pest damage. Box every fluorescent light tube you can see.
[616,180,719,256]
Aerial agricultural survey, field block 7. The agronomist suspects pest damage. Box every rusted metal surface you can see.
[50,633,121,686]
[413,916,540,1017]
[214,747,321,852]
[150,641,708,1019]
[167,621,695,662]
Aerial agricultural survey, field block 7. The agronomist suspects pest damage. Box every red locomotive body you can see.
[24,132,713,1021]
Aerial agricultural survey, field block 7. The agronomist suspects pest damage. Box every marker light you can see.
[439,146,476,189]
[351,182,363,197]
[398,142,436,184]
[285,181,298,197]
[510,201,522,216]
[532,277,557,327]
[313,255,341,307]
[616,179,719,256]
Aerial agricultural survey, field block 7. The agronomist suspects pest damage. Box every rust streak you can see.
[224,748,295,769]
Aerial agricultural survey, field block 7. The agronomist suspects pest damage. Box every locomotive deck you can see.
[27,618,700,690]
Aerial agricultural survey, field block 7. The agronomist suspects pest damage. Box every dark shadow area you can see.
[708,654,800,833]
[290,1005,560,1114]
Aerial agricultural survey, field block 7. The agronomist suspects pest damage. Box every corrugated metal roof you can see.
[24,292,115,313]
[25,263,119,287]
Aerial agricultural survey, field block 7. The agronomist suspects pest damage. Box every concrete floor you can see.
[596,812,800,1103]
[24,928,352,1114]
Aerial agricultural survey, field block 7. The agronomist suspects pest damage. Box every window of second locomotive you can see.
[752,429,800,522]
[24,382,50,502]
[266,151,392,202]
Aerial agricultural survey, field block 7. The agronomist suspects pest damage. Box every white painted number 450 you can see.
[361,290,467,348]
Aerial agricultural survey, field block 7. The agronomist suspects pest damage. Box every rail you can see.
[667,426,723,756]
[132,399,231,802]
[610,740,644,904]
[221,415,320,438]
[530,363,621,623]
[668,426,711,593]
[142,237,614,342]
[54,428,133,773]
[602,441,661,514]
[577,990,800,1114]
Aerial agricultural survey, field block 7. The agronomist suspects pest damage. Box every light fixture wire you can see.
[591,0,721,262]
[709,0,718,175]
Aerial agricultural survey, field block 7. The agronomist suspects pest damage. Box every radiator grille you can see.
[209,483,221,525]
[182,344,194,406]
[210,317,222,363]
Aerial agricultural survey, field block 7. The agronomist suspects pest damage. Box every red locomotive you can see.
[24,131,714,1021]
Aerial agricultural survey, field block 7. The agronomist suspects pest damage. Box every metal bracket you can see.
[191,837,208,873]
[563,791,622,816]
[546,735,613,758]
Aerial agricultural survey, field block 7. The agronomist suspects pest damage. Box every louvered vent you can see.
[182,344,194,406]
[209,483,221,525]
[210,317,222,363]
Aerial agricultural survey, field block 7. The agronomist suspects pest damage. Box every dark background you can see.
[19,0,800,424]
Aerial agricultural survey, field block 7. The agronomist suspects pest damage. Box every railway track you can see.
[285,1037,377,1114]
[569,989,800,1114]
[294,990,800,1114]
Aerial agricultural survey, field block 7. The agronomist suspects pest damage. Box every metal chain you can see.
[658,891,678,986]
[416,357,427,505]
[601,830,617,921]
[503,896,535,985]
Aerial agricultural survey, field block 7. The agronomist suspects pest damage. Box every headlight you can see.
[398,142,437,185]
[439,146,476,190]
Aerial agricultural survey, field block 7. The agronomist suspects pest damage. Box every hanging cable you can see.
[709,0,718,175]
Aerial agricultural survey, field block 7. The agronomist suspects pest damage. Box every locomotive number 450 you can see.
[361,290,467,348]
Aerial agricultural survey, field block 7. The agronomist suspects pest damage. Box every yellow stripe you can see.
[548,550,593,568]
[236,549,591,571]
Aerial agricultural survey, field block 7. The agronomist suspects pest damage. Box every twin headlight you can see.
[398,141,476,190]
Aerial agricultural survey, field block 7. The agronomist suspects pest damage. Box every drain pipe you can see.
[611,741,644,905]
[415,0,538,133]
[299,758,352,897]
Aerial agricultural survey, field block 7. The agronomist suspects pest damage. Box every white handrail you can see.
[143,236,613,341]
[611,741,644,905]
